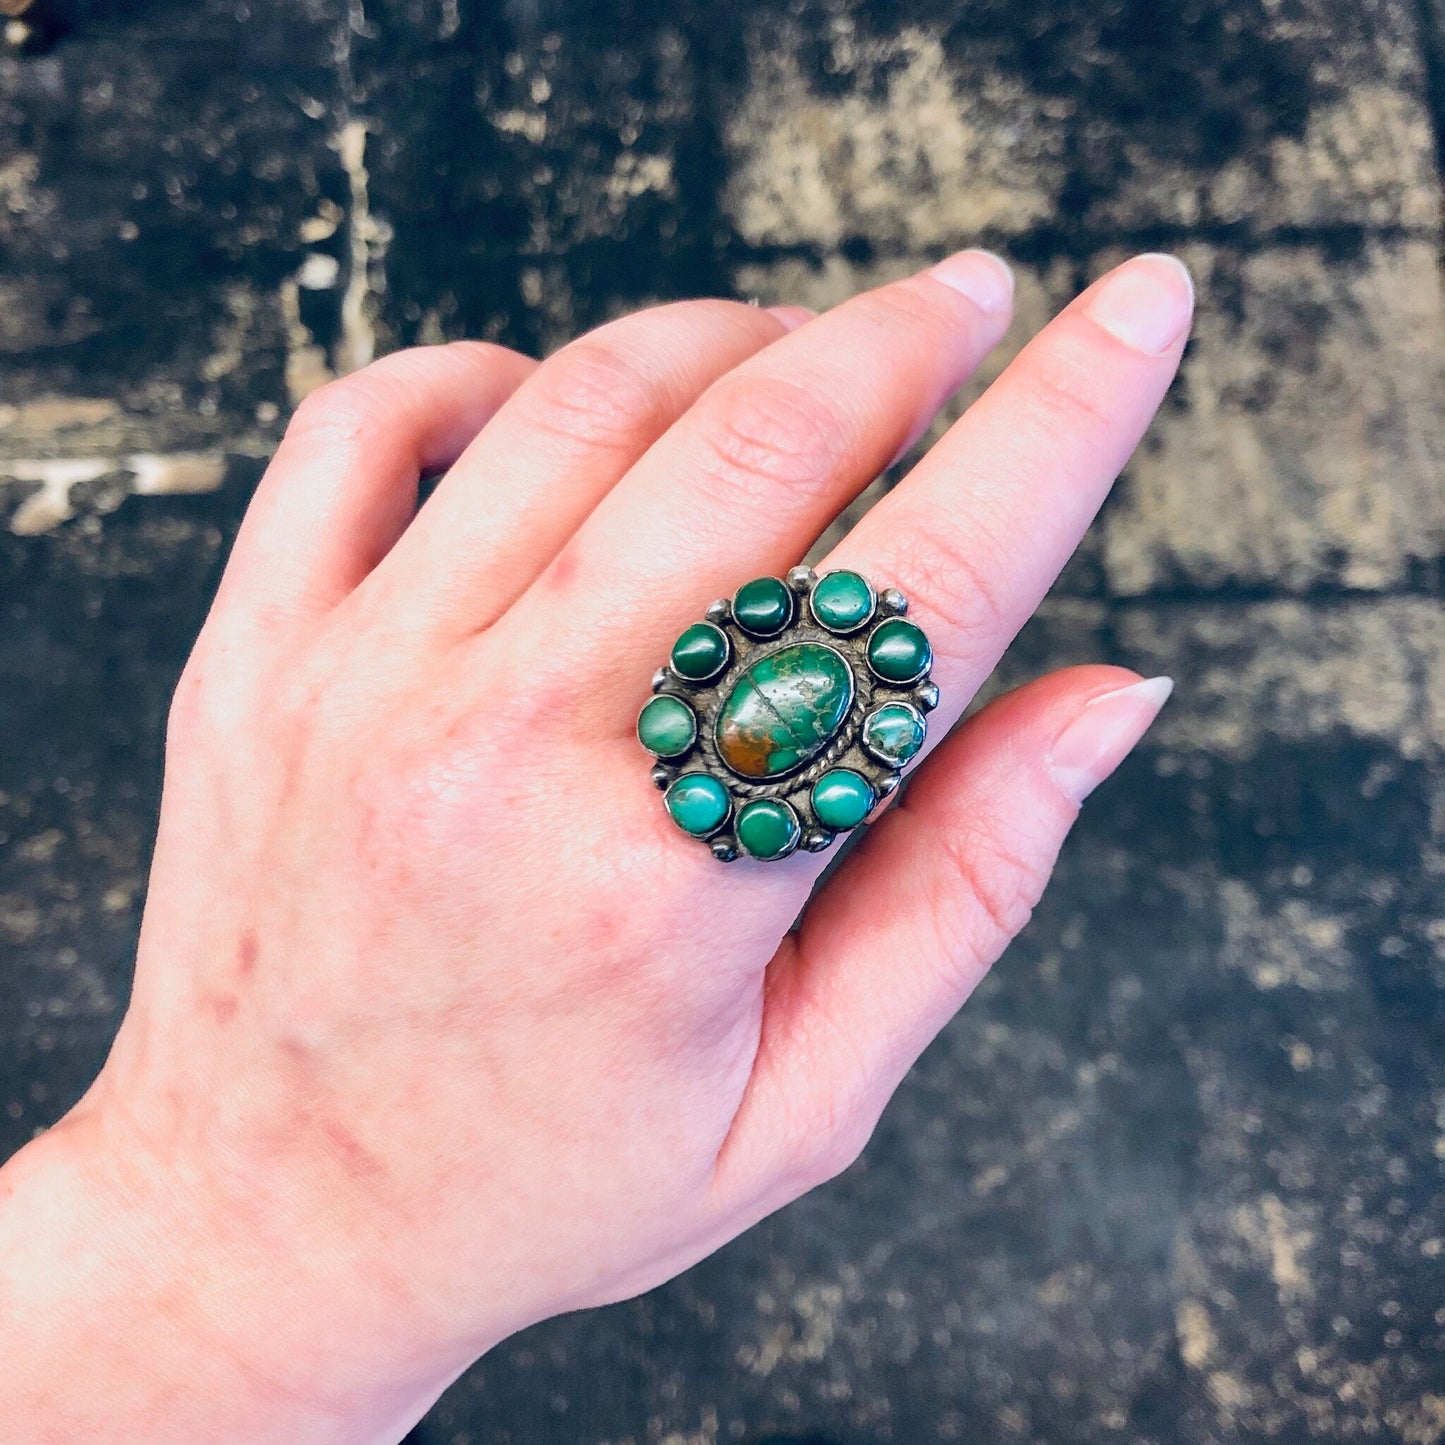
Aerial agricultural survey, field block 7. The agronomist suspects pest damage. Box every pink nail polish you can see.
[1084,254,1194,355]
[927,249,1015,316]
[1047,676,1174,804]
[765,305,816,333]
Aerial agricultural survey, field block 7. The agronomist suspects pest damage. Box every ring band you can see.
[639,565,939,862]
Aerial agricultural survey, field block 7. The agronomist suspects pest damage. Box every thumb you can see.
[710,665,1173,1209]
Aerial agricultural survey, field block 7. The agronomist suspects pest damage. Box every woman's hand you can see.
[0,251,1191,1442]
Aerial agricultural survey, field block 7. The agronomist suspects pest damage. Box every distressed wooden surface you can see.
[1,2,1442,1441]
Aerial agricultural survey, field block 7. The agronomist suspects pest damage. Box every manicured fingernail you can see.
[765,305,816,333]
[1047,676,1174,804]
[1085,254,1194,355]
[927,249,1015,316]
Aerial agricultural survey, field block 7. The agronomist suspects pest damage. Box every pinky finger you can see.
[710,664,1173,1211]
[217,341,536,630]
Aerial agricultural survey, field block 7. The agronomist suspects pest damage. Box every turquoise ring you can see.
[638,566,939,862]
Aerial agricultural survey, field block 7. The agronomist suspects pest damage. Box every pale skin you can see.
[0,250,1192,1442]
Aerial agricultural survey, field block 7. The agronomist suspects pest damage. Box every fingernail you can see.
[1084,254,1194,355]
[765,305,816,333]
[1047,676,1174,804]
[927,249,1015,316]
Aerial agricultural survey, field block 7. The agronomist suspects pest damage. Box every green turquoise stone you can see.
[810,570,876,633]
[671,621,730,681]
[736,799,801,860]
[714,642,853,780]
[637,695,697,758]
[732,576,794,636]
[664,773,730,836]
[862,702,926,765]
[811,769,874,830]
[867,617,932,683]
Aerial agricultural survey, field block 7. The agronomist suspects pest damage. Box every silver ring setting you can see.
[638,566,939,861]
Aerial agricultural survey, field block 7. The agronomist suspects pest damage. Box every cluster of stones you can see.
[638,566,938,861]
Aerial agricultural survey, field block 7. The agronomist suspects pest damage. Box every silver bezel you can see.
[860,700,928,766]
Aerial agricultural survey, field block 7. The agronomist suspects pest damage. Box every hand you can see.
[0,250,1191,1442]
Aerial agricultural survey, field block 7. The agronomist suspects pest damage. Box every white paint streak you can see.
[6,458,109,534]
[1176,1298,1218,1370]
[127,452,226,497]
[492,108,548,143]
[0,396,120,430]
[1233,1194,1315,1304]
[0,151,40,213]
[280,278,333,405]
[298,200,342,242]
[297,252,341,290]
[5,453,226,534]
[332,119,385,375]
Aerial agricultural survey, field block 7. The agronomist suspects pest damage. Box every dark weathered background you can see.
[2,1,1443,1440]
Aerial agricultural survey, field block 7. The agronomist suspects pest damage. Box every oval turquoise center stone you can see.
[715,642,854,780]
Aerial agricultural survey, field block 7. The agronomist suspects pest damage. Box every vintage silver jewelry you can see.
[637,565,939,861]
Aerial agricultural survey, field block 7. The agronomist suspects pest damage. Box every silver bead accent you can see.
[706,598,732,623]
[785,565,818,593]
[916,680,940,712]
[879,587,908,615]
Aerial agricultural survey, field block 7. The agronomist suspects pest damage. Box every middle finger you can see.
[499,250,1016,690]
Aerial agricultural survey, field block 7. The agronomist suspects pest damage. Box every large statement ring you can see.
[638,566,939,862]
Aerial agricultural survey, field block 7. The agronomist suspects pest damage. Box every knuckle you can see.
[790,1097,877,1192]
[285,342,534,449]
[426,338,536,392]
[269,662,328,733]
[694,378,844,503]
[808,1112,876,1190]
[638,296,780,345]
[165,657,210,745]
[885,521,1009,661]
[523,340,666,451]
[933,820,1052,966]
[442,338,526,373]
[871,275,964,332]
[1025,353,1118,436]
[166,644,253,747]
[286,372,384,447]
[772,1013,881,1193]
